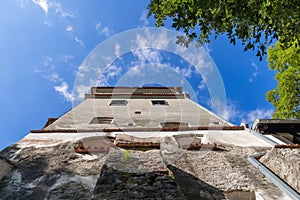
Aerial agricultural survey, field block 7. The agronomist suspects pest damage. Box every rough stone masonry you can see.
[0,134,292,200]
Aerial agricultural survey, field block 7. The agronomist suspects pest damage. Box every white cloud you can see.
[180,65,193,78]
[126,65,143,77]
[211,99,241,122]
[31,1,75,34]
[127,30,211,88]
[139,10,149,27]
[198,79,207,90]
[71,29,220,106]
[43,20,52,26]
[74,85,90,101]
[173,39,215,94]
[95,22,101,30]
[101,56,113,64]
[211,98,274,125]
[19,0,29,8]
[43,56,54,68]
[101,27,113,37]
[203,43,212,53]
[131,32,198,79]
[66,26,73,32]
[78,64,90,73]
[130,31,172,66]
[114,43,121,57]
[174,66,180,74]
[44,72,62,83]
[134,30,169,50]
[31,0,75,18]
[51,2,75,18]
[74,37,84,46]
[54,81,73,102]
[33,67,42,73]
[180,79,185,86]
[249,60,259,82]
[73,77,108,102]
[243,108,273,124]
[104,65,122,79]
[32,0,49,13]
[95,22,114,37]
[178,47,212,75]
[61,54,74,63]
[34,55,78,102]
[132,48,162,65]
[72,64,113,102]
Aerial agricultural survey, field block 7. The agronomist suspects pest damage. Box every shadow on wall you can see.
[0,145,55,199]
[168,164,256,200]
[94,163,228,199]
[167,164,226,200]
[93,164,186,199]
[0,143,255,200]
[0,143,94,200]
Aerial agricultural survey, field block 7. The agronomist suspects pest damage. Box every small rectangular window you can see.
[135,111,142,114]
[109,100,128,106]
[90,117,113,124]
[151,100,169,106]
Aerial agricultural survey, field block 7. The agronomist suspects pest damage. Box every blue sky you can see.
[0,0,277,150]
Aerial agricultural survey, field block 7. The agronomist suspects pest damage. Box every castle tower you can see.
[0,86,298,199]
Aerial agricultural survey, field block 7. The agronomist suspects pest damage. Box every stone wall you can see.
[0,142,106,200]
[0,135,292,200]
[0,157,14,181]
[260,148,300,193]
[172,145,287,199]
[93,165,185,199]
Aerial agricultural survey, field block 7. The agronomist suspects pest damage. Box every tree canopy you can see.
[148,0,300,119]
[148,0,300,61]
[266,43,300,119]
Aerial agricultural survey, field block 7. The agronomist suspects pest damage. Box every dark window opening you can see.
[90,117,113,124]
[151,100,169,106]
[109,100,128,106]
[135,111,142,114]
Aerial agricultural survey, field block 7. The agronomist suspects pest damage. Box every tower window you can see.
[151,100,169,106]
[90,117,113,124]
[109,100,128,106]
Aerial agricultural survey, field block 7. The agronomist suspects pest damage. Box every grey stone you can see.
[260,148,300,193]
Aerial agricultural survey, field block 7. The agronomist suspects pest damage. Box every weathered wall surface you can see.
[172,146,288,199]
[0,157,14,181]
[0,136,292,200]
[260,148,300,193]
[0,142,106,200]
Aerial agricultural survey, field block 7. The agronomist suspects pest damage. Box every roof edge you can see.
[31,126,244,133]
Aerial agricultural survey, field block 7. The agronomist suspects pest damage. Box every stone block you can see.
[0,157,14,181]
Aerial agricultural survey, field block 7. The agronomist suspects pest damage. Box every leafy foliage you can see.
[148,0,300,61]
[123,149,130,161]
[266,43,300,119]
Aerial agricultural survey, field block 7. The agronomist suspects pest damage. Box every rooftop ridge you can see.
[31,126,244,133]
[90,86,183,95]
[85,93,186,99]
